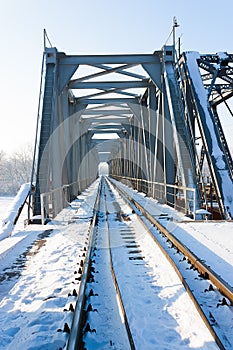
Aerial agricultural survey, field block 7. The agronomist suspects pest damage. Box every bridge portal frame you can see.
[29,44,233,221]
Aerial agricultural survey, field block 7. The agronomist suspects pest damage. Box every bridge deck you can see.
[0,179,232,348]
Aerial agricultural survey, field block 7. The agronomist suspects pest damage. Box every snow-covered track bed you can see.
[109,177,233,349]
[68,177,134,350]
[68,177,222,349]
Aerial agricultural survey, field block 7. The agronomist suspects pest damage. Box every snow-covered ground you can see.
[110,179,233,347]
[0,181,100,349]
[105,180,219,349]
[0,178,232,349]
[0,195,28,234]
[111,179,233,288]
[0,197,14,217]
[0,183,31,240]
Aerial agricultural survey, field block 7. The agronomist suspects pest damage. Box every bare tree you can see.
[0,150,8,194]
[0,145,33,195]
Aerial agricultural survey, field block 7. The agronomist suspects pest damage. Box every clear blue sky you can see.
[0,0,233,153]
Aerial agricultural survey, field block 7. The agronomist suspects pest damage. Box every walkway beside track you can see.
[110,178,233,288]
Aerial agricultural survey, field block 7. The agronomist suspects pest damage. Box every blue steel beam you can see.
[76,98,138,104]
[142,63,162,89]
[82,118,131,124]
[75,88,140,101]
[59,54,160,65]
[82,109,132,115]
[69,81,149,89]
[36,45,233,221]
[92,63,147,80]
[91,129,122,133]
[91,123,126,128]
[105,90,140,98]
[90,125,124,130]
[81,114,131,123]
[70,64,140,83]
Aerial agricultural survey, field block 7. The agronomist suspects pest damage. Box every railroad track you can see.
[67,177,134,350]
[67,177,233,349]
[109,177,233,349]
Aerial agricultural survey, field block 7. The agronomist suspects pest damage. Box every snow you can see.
[113,178,233,287]
[110,179,233,347]
[82,188,131,349]
[185,52,233,216]
[105,181,219,349]
[169,221,233,286]
[185,52,225,168]
[0,180,100,349]
[217,52,228,60]
[0,178,232,349]
[0,183,31,240]
[195,208,211,215]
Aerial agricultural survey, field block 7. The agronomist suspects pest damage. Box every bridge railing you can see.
[40,177,96,224]
[40,185,70,225]
[111,175,196,219]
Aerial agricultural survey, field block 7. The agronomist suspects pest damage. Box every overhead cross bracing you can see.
[29,45,233,222]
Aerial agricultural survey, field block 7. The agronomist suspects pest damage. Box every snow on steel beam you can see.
[92,138,120,142]
[199,53,233,62]
[84,103,129,110]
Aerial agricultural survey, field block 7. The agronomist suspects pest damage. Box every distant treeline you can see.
[0,146,32,195]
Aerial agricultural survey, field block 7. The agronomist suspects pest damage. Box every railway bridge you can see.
[29,43,233,222]
[1,39,233,350]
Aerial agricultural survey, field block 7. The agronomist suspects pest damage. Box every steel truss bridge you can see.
[29,44,233,222]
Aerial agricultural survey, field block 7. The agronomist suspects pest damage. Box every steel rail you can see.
[103,179,136,350]
[108,177,232,350]
[66,181,101,350]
